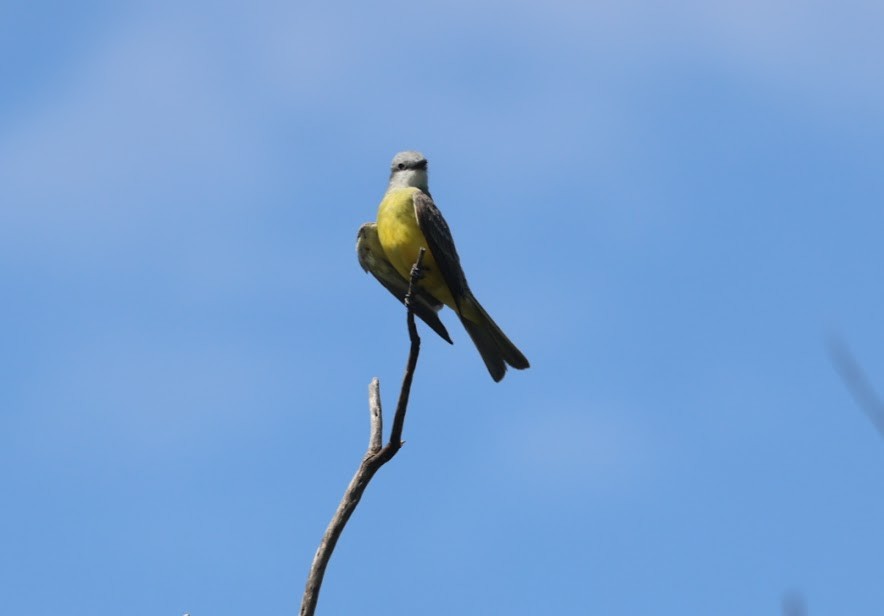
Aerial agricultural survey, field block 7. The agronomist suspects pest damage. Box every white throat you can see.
[387,169,429,192]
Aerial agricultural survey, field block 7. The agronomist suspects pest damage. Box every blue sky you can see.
[2,1,883,614]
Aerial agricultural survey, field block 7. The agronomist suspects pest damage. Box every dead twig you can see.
[827,336,884,438]
[299,248,426,616]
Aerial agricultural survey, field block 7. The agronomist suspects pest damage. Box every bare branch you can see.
[781,591,807,616]
[827,336,884,438]
[388,249,425,450]
[299,248,426,616]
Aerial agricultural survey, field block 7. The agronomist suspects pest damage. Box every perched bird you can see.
[371,150,529,382]
[356,221,453,344]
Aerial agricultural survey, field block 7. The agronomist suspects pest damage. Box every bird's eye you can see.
[397,163,405,170]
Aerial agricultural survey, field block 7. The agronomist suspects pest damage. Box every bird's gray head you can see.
[388,150,429,192]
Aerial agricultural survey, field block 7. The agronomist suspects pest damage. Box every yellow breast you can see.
[376,187,455,309]
[377,188,422,269]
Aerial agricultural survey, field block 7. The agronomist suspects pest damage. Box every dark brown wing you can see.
[412,191,470,312]
[411,196,529,381]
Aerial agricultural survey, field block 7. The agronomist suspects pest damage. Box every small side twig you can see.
[299,248,426,616]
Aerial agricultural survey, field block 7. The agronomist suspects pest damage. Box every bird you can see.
[356,221,453,344]
[369,150,529,382]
